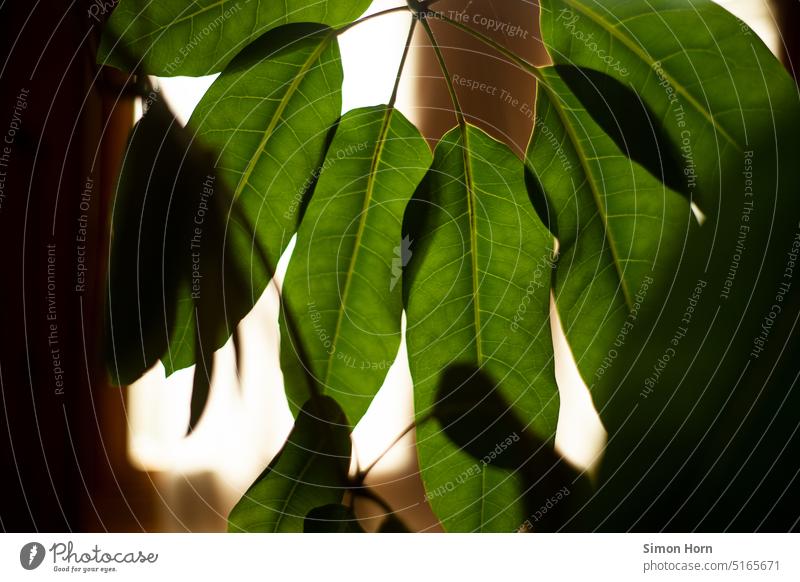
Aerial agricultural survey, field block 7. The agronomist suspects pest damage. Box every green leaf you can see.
[160,23,343,376]
[526,67,694,401]
[539,0,800,530]
[537,0,799,408]
[550,65,686,195]
[279,106,432,424]
[540,0,798,214]
[229,396,351,532]
[403,124,559,532]
[105,93,254,435]
[105,96,225,387]
[431,365,590,532]
[98,0,371,76]
[105,98,185,386]
[304,504,364,533]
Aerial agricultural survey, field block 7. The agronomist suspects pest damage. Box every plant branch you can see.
[419,16,466,129]
[389,15,418,108]
[409,0,445,13]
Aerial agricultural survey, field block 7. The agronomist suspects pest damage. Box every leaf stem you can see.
[389,15,418,108]
[419,16,466,129]
[419,15,485,364]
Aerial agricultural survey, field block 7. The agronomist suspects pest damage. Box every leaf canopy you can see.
[100,0,800,533]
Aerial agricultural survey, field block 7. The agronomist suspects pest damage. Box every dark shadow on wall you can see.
[0,0,158,532]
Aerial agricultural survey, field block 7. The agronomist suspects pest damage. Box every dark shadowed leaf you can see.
[105,98,188,386]
[304,504,364,533]
[105,92,259,434]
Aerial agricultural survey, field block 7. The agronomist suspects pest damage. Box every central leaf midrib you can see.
[324,106,394,385]
[234,32,333,203]
[461,127,484,363]
[540,81,634,309]
[559,0,741,150]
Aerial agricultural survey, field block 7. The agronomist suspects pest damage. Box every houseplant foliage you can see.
[101,0,800,532]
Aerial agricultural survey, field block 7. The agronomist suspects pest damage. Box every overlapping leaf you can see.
[540,0,798,214]
[98,0,370,75]
[104,95,238,400]
[526,67,694,402]
[160,23,343,376]
[403,124,560,532]
[540,0,800,530]
[105,97,198,387]
[229,396,351,532]
[104,0,800,533]
[536,0,800,412]
[280,105,432,424]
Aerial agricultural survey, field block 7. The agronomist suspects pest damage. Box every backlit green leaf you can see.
[540,0,800,530]
[229,396,351,532]
[540,0,798,215]
[98,0,370,76]
[527,67,694,401]
[404,124,559,532]
[162,23,343,376]
[279,105,432,424]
